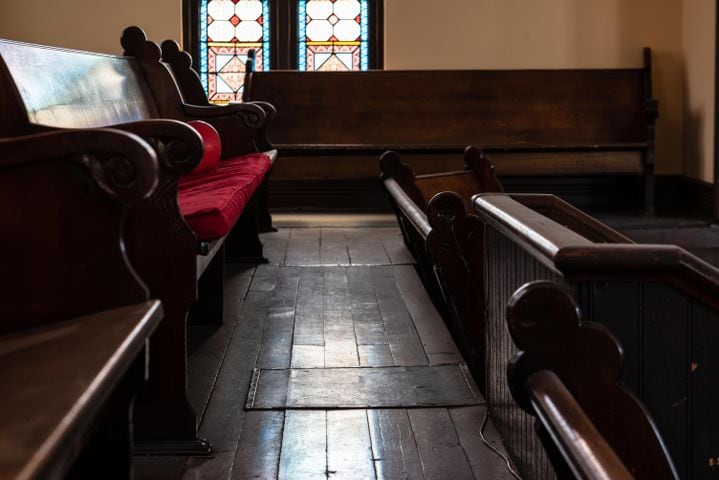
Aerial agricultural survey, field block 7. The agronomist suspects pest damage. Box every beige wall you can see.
[0,0,181,55]
[682,0,715,182]
[0,0,714,181]
[386,0,685,176]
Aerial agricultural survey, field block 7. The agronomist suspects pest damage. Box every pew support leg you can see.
[133,302,211,456]
[258,173,276,233]
[225,193,268,264]
[188,245,225,325]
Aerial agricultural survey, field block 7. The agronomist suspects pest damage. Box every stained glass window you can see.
[200,0,270,103]
[298,0,369,71]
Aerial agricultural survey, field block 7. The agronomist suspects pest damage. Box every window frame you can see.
[182,0,384,72]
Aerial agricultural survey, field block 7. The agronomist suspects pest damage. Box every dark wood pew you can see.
[242,55,657,212]
[0,33,274,453]
[379,147,502,392]
[506,281,677,479]
[159,38,276,231]
[463,193,719,479]
[0,129,163,478]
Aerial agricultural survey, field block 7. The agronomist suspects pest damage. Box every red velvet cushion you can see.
[187,120,222,174]
[178,153,271,240]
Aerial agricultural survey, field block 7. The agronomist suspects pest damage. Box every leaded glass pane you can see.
[299,0,369,71]
[200,0,270,103]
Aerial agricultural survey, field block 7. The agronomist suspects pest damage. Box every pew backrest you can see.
[0,39,162,131]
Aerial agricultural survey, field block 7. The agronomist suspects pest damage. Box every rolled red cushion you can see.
[187,120,222,174]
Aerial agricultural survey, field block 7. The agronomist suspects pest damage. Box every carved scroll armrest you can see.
[245,101,277,121]
[184,102,267,130]
[184,102,273,154]
[0,128,158,202]
[110,119,203,174]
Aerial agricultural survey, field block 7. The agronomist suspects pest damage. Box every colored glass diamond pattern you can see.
[299,0,369,72]
[201,0,270,103]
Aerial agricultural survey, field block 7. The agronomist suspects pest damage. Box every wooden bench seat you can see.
[0,32,277,453]
[239,54,657,212]
[0,128,164,478]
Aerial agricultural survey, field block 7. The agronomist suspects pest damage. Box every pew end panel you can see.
[0,129,159,329]
[474,192,719,479]
[0,129,165,479]
[507,281,678,479]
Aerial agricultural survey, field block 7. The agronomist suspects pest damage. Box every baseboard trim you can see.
[269,175,714,217]
[656,175,713,217]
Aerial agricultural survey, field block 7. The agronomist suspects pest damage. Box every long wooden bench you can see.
[506,281,677,479]
[380,147,503,391]
[0,33,275,453]
[0,129,163,478]
[239,54,657,212]
[465,193,719,479]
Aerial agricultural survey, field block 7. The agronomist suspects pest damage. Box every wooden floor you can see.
[136,224,516,480]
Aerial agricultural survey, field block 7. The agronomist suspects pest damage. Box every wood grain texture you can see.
[285,229,321,266]
[259,229,290,266]
[320,228,350,265]
[327,411,376,480]
[368,409,424,480]
[408,408,475,480]
[450,406,516,479]
[278,411,327,480]
[231,411,284,480]
[372,267,428,366]
[248,365,480,409]
[392,265,460,360]
[293,267,325,346]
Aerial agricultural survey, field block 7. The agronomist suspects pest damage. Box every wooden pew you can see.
[506,281,677,479]
[0,129,163,478]
[379,147,502,391]
[0,34,274,453]
[242,55,657,212]
[464,193,719,479]
[159,37,277,231]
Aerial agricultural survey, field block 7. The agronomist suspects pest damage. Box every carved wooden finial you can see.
[464,145,503,193]
[121,26,161,62]
[379,150,426,209]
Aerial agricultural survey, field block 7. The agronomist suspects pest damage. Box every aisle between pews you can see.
[136,225,516,480]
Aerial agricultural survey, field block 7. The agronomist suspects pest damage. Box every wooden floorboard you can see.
[231,411,284,480]
[327,410,376,480]
[409,408,476,480]
[247,365,481,409]
[367,409,424,480]
[136,224,515,480]
[278,410,327,479]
